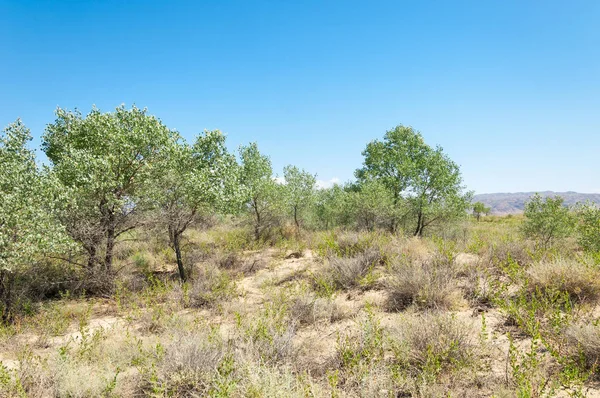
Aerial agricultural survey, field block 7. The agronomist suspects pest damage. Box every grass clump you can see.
[179,264,236,308]
[390,313,475,372]
[526,258,600,303]
[565,322,600,371]
[326,249,382,289]
[385,255,463,311]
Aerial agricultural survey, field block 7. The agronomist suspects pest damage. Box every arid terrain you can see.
[2,217,600,397]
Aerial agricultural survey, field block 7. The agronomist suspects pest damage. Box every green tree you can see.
[472,202,491,221]
[314,184,351,229]
[0,120,70,320]
[350,179,398,231]
[356,125,471,236]
[521,194,574,249]
[43,105,177,274]
[574,202,600,254]
[151,130,240,281]
[239,143,281,240]
[282,165,316,230]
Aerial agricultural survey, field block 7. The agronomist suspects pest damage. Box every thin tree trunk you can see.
[414,211,423,236]
[294,206,299,230]
[0,271,14,324]
[173,231,186,282]
[104,225,115,272]
[86,245,98,269]
[253,200,261,241]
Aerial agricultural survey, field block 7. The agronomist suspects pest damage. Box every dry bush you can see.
[237,300,298,366]
[181,264,235,308]
[565,322,600,370]
[325,248,382,290]
[214,250,242,270]
[526,258,600,303]
[288,293,350,325]
[151,329,232,396]
[235,363,325,397]
[487,239,534,268]
[388,313,477,373]
[385,256,463,311]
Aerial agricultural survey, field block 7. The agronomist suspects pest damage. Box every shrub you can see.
[521,194,574,249]
[526,258,600,303]
[385,256,463,311]
[388,313,476,375]
[152,330,235,396]
[325,249,382,289]
[565,322,600,370]
[181,264,235,308]
[575,203,600,254]
[288,293,349,325]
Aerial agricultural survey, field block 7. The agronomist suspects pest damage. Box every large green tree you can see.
[151,130,240,281]
[43,105,177,274]
[0,120,70,320]
[356,125,471,236]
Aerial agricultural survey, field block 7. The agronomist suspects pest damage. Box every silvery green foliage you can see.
[42,105,178,270]
[350,179,398,231]
[282,165,316,229]
[0,120,70,273]
[315,184,351,229]
[239,143,281,240]
[150,130,242,280]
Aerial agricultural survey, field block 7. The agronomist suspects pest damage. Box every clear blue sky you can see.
[1,0,599,194]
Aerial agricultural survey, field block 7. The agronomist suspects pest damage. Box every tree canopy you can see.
[356,125,471,235]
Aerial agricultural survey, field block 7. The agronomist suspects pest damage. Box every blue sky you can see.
[1,1,599,194]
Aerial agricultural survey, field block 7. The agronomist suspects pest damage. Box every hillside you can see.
[473,191,600,214]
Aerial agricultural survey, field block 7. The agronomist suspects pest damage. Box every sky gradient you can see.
[1,0,599,194]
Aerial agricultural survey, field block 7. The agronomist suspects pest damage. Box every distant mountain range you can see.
[472,191,600,214]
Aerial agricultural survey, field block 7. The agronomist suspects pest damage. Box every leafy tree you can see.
[574,202,600,254]
[314,184,351,229]
[472,201,491,221]
[521,194,574,249]
[151,130,240,281]
[350,179,398,231]
[239,143,281,240]
[43,105,177,275]
[356,125,471,236]
[282,165,316,230]
[0,120,70,320]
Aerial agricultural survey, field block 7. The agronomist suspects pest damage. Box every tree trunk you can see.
[414,211,423,236]
[102,201,116,273]
[86,244,98,269]
[104,225,115,272]
[253,200,261,241]
[294,206,299,230]
[173,231,186,282]
[0,271,14,324]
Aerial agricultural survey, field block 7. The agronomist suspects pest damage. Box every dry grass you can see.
[388,313,477,373]
[565,322,600,370]
[526,258,600,303]
[288,293,351,325]
[4,219,600,397]
[385,256,463,311]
